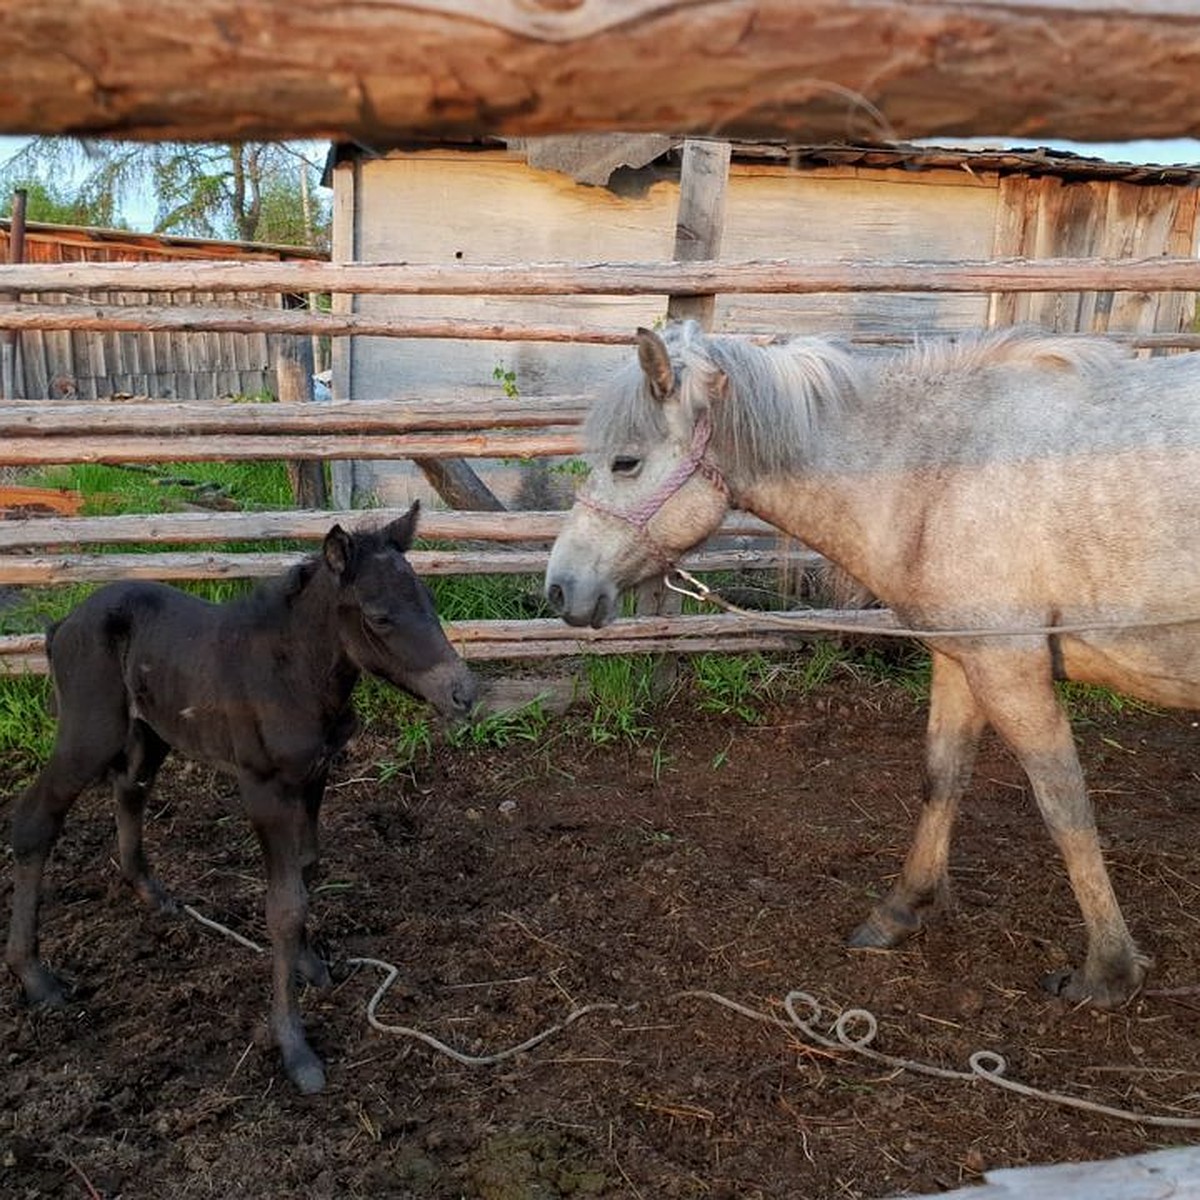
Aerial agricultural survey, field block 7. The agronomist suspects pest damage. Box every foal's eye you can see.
[611,455,641,477]
[364,610,394,630]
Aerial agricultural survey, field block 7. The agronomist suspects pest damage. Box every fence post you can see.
[1,189,27,402]
[276,333,328,508]
[636,138,731,686]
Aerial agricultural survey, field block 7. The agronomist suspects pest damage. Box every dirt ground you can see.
[3,663,1200,1199]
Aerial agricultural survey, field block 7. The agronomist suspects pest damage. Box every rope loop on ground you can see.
[180,904,1200,1127]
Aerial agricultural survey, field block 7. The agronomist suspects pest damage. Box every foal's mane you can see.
[588,322,1131,479]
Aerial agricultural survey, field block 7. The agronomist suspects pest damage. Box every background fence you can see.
[1,253,1198,675]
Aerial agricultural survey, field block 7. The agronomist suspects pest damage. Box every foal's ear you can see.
[636,327,674,401]
[384,499,420,553]
[323,524,354,576]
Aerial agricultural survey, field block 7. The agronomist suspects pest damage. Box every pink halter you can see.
[575,411,730,566]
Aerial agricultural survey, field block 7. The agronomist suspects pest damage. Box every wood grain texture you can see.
[2,2,1200,143]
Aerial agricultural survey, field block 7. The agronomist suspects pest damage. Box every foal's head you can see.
[322,503,477,718]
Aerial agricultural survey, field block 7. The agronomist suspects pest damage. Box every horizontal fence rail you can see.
[0,546,814,586]
[0,609,889,676]
[0,508,778,550]
[2,257,1200,296]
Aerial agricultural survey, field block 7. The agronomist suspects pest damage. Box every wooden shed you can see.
[0,221,327,401]
[326,137,1200,508]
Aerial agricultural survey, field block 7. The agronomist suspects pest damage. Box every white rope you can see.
[665,566,1199,640]
[180,905,1200,1126]
[347,956,620,1066]
[677,988,1200,1129]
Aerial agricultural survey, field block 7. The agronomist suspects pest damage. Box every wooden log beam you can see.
[0,545,815,586]
[0,429,583,466]
[0,303,635,343]
[0,398,589,437]
[0,508,777,550]
[2,258,1200,299]
[1,3,1199,144]
[0,607,889,675]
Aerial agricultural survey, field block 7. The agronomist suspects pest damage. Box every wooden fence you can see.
[2,255,1199,675]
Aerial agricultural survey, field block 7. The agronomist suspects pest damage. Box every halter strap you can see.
[575,412,728,545]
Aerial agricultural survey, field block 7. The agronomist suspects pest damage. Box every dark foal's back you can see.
[48,567,355,780]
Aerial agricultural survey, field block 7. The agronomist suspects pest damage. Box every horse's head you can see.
[545,324,732,628]
[324,503,478,718]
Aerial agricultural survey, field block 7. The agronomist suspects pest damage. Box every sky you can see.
[1,135,1199,233]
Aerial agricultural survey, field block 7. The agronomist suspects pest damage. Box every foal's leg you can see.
[849,651,988,949]
[295,775,332,989]
[113,721,172,910]
[241,775,326,1094]
[963,650,1145,1007]
[6,702,129,1004]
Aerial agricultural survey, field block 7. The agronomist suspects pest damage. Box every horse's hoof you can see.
[847,903,921,950]
[1041,961,1147,1009]
[129,875,177,914]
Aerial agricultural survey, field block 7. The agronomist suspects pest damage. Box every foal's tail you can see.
[43,618,63,717]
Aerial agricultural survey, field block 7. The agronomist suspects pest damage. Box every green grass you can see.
[23,461,296,516]
[692,652,772,724]
[0,675,56,775]
[584,655,660,745]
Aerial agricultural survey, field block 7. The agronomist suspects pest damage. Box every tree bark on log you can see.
[1,3,1199,143]
[0,508,777,550]
[3,258,1200,298]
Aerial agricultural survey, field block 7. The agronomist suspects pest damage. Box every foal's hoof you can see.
[17,962,68,1008]
[296,947,333,990]
[283,1046,327,1095]
[847,903,922,951]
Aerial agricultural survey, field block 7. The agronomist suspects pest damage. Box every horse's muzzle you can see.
[545,577,614,629]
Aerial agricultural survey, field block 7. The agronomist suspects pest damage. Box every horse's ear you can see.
[636,327,674,401]
[323,525,353,576]
[384,499,420,553]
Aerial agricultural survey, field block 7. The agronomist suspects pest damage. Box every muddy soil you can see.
[3,666,1200,1199]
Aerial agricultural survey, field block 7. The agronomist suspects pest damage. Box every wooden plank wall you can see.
[989,177,1200,332]
[0,229,292,400]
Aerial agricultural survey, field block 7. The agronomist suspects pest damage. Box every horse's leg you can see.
[113,721,173,910]
[849,650,988,949]
[241,775,326,1094]
[7,703,129,1005]
[962,650,1145,1007]
[295,775,331,990]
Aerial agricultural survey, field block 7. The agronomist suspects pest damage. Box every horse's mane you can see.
[588,321,862,478]
[588,322,1133,479]
[901,325,1130,381]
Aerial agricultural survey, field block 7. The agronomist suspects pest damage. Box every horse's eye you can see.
[364,609,394,629]
[611,455,641,477]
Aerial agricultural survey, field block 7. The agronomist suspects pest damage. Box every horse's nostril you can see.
[546,582,566,614]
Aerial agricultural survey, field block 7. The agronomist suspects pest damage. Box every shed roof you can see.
[0,219,327,261]
[329,137,1200,189]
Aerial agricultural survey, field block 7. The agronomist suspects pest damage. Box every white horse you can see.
[545,321,1200,1007]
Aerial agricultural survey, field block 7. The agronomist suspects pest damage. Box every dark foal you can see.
[6,504,477,1094]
